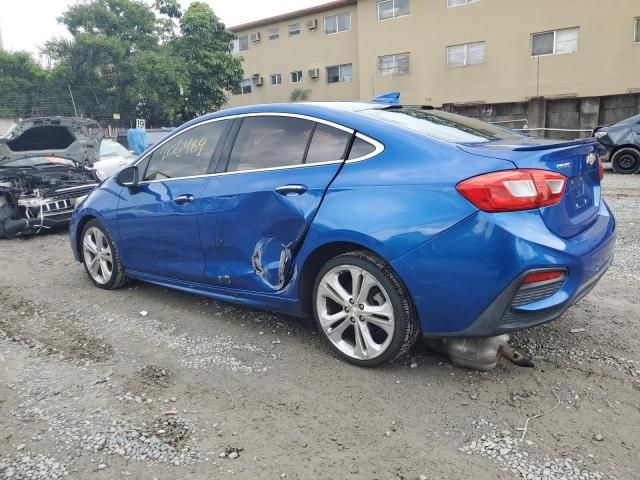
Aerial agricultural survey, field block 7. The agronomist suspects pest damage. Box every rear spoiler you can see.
[475,137,598,152]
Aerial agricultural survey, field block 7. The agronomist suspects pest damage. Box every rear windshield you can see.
[360,107,524,144]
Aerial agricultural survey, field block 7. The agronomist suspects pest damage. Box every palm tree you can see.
[289,88,312,102]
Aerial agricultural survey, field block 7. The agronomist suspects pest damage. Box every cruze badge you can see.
[586,153,597,166]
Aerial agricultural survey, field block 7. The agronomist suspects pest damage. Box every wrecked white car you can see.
[0,117,103,239]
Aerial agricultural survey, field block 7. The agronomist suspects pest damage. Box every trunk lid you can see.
[0,117,102,166]
[459,137,601,238]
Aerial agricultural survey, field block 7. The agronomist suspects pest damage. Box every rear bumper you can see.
[391,201,616,337]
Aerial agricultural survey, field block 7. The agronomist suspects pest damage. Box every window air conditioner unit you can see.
[308,68,320,79]
[250,32,261,42]
[252,75,264,86]
[306,19,318,30]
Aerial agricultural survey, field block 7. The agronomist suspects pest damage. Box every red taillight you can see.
[523,270,565,284]
[598,155,604,181]
[456,169,567,212]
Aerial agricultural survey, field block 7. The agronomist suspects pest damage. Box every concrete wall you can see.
[445,93,640,139]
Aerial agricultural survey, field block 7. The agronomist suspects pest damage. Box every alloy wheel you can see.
[83,227,114,285]
[316,265,395,360]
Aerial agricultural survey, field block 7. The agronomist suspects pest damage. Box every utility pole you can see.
[68,85,78,117]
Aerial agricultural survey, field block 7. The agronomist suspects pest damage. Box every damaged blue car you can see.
[70,102,615,367]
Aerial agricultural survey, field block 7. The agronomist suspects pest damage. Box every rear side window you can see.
[306,124,352,164]
[143,121,228,181]
[227,116,314,172]
[348,137,376,159]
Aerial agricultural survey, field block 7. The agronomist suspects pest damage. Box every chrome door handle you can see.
[174,194,195,205]
[275,184,308,196]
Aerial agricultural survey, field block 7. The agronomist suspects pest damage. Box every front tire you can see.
[611,147,640,174]
[312,251,419,367]
[81,219,129,290]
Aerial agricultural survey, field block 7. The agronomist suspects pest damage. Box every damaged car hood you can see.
[0,117,103,166]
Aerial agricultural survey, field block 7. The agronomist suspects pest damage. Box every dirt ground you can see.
[0,169,638,480]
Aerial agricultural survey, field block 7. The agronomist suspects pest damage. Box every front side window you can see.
[327,64,353,83]
[271,74,282,86]
[360,108,523,144]
[289,23,301,37]
[227,116,314,172]
[635,17,640,43]
[447,42,485,67]
[378,0,409,21]
[306,124,352,164]
[238,36,249,52]
[143,122,228,181]
[268,28,280,40]
[532,27,579,56]
[324,13,351,34]
[378,53,410,75]
[291,70,303,83]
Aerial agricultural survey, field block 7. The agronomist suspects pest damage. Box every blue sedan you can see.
[69,102,615,367]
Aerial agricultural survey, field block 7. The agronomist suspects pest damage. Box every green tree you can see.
[17,0,240,125]
[128,49,189,125]
[59,0,157,53]
[173,2,243,118]
[0,51,49,118]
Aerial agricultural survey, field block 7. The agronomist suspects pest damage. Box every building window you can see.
[324,12,351,34]
[327,64,353,83]
[271,74,282,86]
[635,17,640,43]
[447,0,480,7]
[268,28,280,40]
[291,70,303,83]
[238,36,249,52]
[531,27,579,56]
[237,79,252,95]
[378,0,409,21]
[289,23,301,37]
[447,42,485,67]
[378,53,410,75]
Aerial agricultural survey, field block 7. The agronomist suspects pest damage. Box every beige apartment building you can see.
[228,0,640,108]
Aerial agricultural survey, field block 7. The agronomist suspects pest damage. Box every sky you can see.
[0,0,328,56]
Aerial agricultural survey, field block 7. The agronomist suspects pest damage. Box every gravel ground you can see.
[0,169,638,480]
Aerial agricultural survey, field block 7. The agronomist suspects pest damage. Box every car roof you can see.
[299,102,389,112]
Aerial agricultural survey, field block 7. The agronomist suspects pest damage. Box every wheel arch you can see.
[297,240,415,318]
[610,144,640,158]
[75,214,97,254]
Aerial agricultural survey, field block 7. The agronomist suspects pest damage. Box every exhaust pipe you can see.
[425,335,534,371]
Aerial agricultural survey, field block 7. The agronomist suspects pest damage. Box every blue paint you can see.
[70,102,616,337]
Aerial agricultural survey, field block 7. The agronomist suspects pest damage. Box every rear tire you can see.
[81,219,130,290]
[312,251,419,367]
[611,147,640,174]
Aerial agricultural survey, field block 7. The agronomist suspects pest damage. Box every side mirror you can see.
[117,165,139,188]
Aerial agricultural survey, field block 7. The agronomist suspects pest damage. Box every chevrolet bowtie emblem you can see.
[586,153,597,166]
